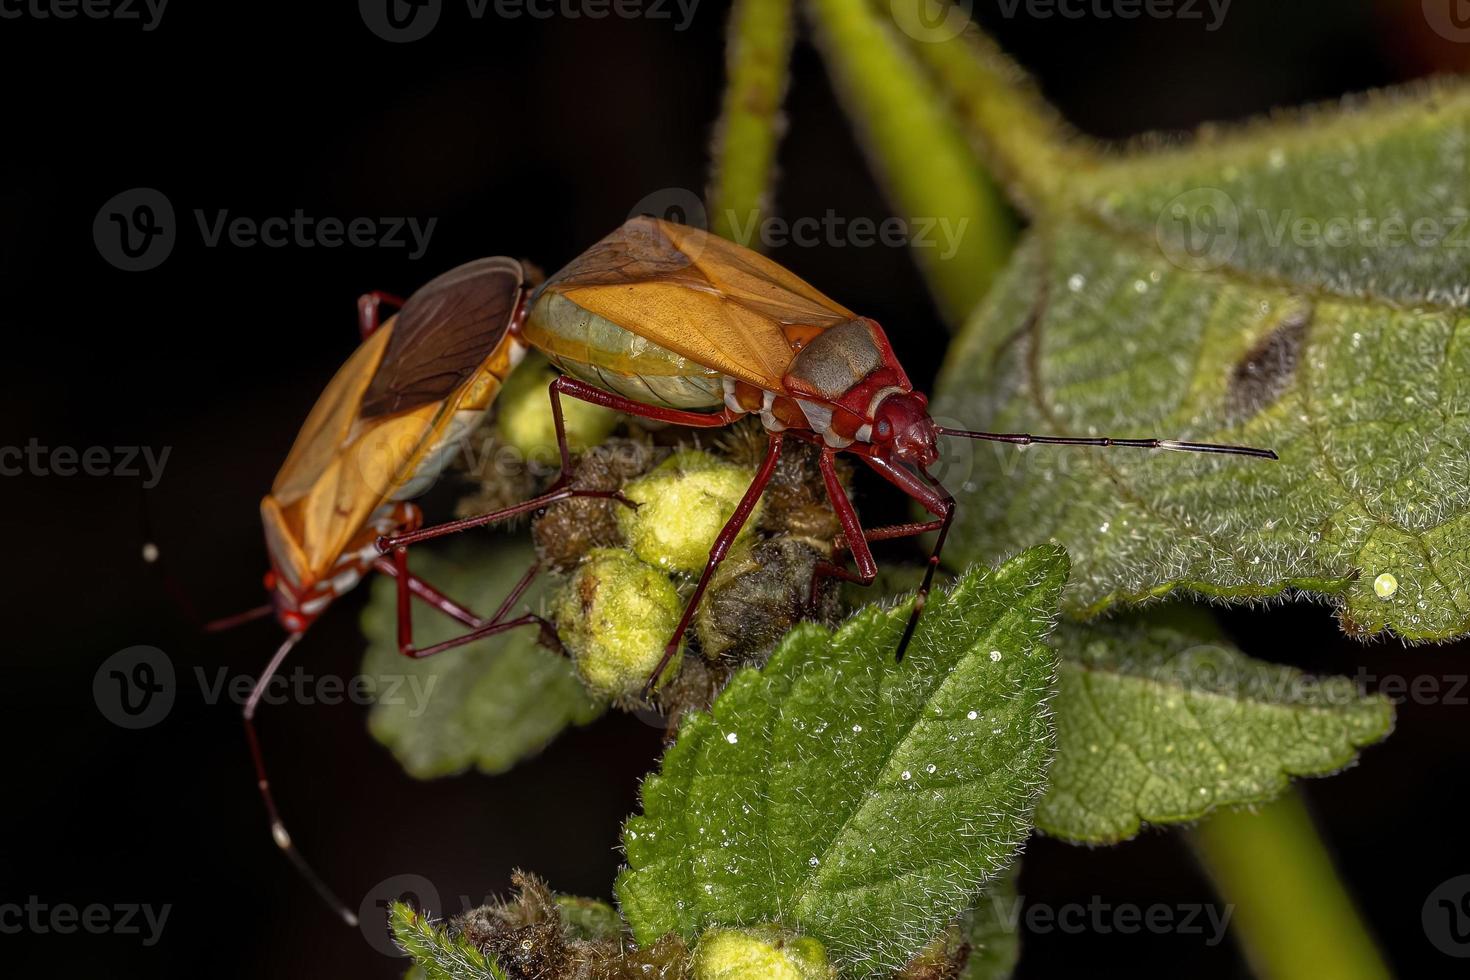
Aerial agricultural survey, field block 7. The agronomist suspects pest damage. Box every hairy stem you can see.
[881,0,1086,213]
[708,0,796,248]
[805,0,1014,325]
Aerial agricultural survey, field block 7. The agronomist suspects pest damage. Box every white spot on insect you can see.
[141,542,159,564]
[967,710,978,720]
[1373,573,1399,599]
[1067,273,1086,292]
[989,650,1002,662]
[852,724,862,733]
[725,732,738,744]
[901,770,912,781]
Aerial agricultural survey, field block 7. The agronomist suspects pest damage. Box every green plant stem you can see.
[1190,789,1391,980]
[805,0,1014,325]
[880,0,1084,213]
[708,0,795,248]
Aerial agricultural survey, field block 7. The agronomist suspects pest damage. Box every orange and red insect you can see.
[237,216,1275,922]
[382,217,1275,687]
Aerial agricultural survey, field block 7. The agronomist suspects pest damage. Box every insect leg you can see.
[357,290,407,339]
[809,448,882,598]
[371,554,543,631]
[548,375,742,479]
[639,432,785,701]
[861,456,956,660]
[243,632,359,926]
[385,543,555,658]
[379,486,634,553]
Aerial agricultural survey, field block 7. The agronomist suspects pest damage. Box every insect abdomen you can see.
[523,290,724,410]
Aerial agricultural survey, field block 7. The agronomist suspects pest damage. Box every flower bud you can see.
[551,548,684,700]
[692,926,835,980]
[496,355,621,467]
[618,450,762,574]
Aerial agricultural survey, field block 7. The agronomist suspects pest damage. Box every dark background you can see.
[1,1,1466,976]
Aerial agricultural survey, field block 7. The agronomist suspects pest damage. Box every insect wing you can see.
[266,258,526,583]
[540,217,855,391]
[360,256,525,418]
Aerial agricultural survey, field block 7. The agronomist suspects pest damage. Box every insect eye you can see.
[875,420,893,439]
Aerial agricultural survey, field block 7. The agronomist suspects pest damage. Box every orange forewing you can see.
[540,217,855,391]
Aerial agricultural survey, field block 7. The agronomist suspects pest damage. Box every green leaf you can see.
[934,80,1470,641]
[708,0,795,247]
[1038,610,1394,844]
[360,541,602,779]
[618,547,1069,977]
[957,869,1020,980]
[390,902,506,980]
[805,0,1014,324]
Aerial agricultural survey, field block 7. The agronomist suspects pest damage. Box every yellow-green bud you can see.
[692,926,835,980]
[618,450,761,574]
[496,355,621,467]
[551,548,683,699]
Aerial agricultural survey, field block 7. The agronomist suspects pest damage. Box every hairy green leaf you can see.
[361,542,602,779]
[1039,610,1394,843]
[955,868,1020,980]
[935,83,1470,641]
[391,902,506,980]
[618,547,1068,977]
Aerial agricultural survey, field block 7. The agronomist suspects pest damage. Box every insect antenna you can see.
[935,427,1277,460]
[893,469,956,663]
[204,604,274,632]
[245,632,359,926]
